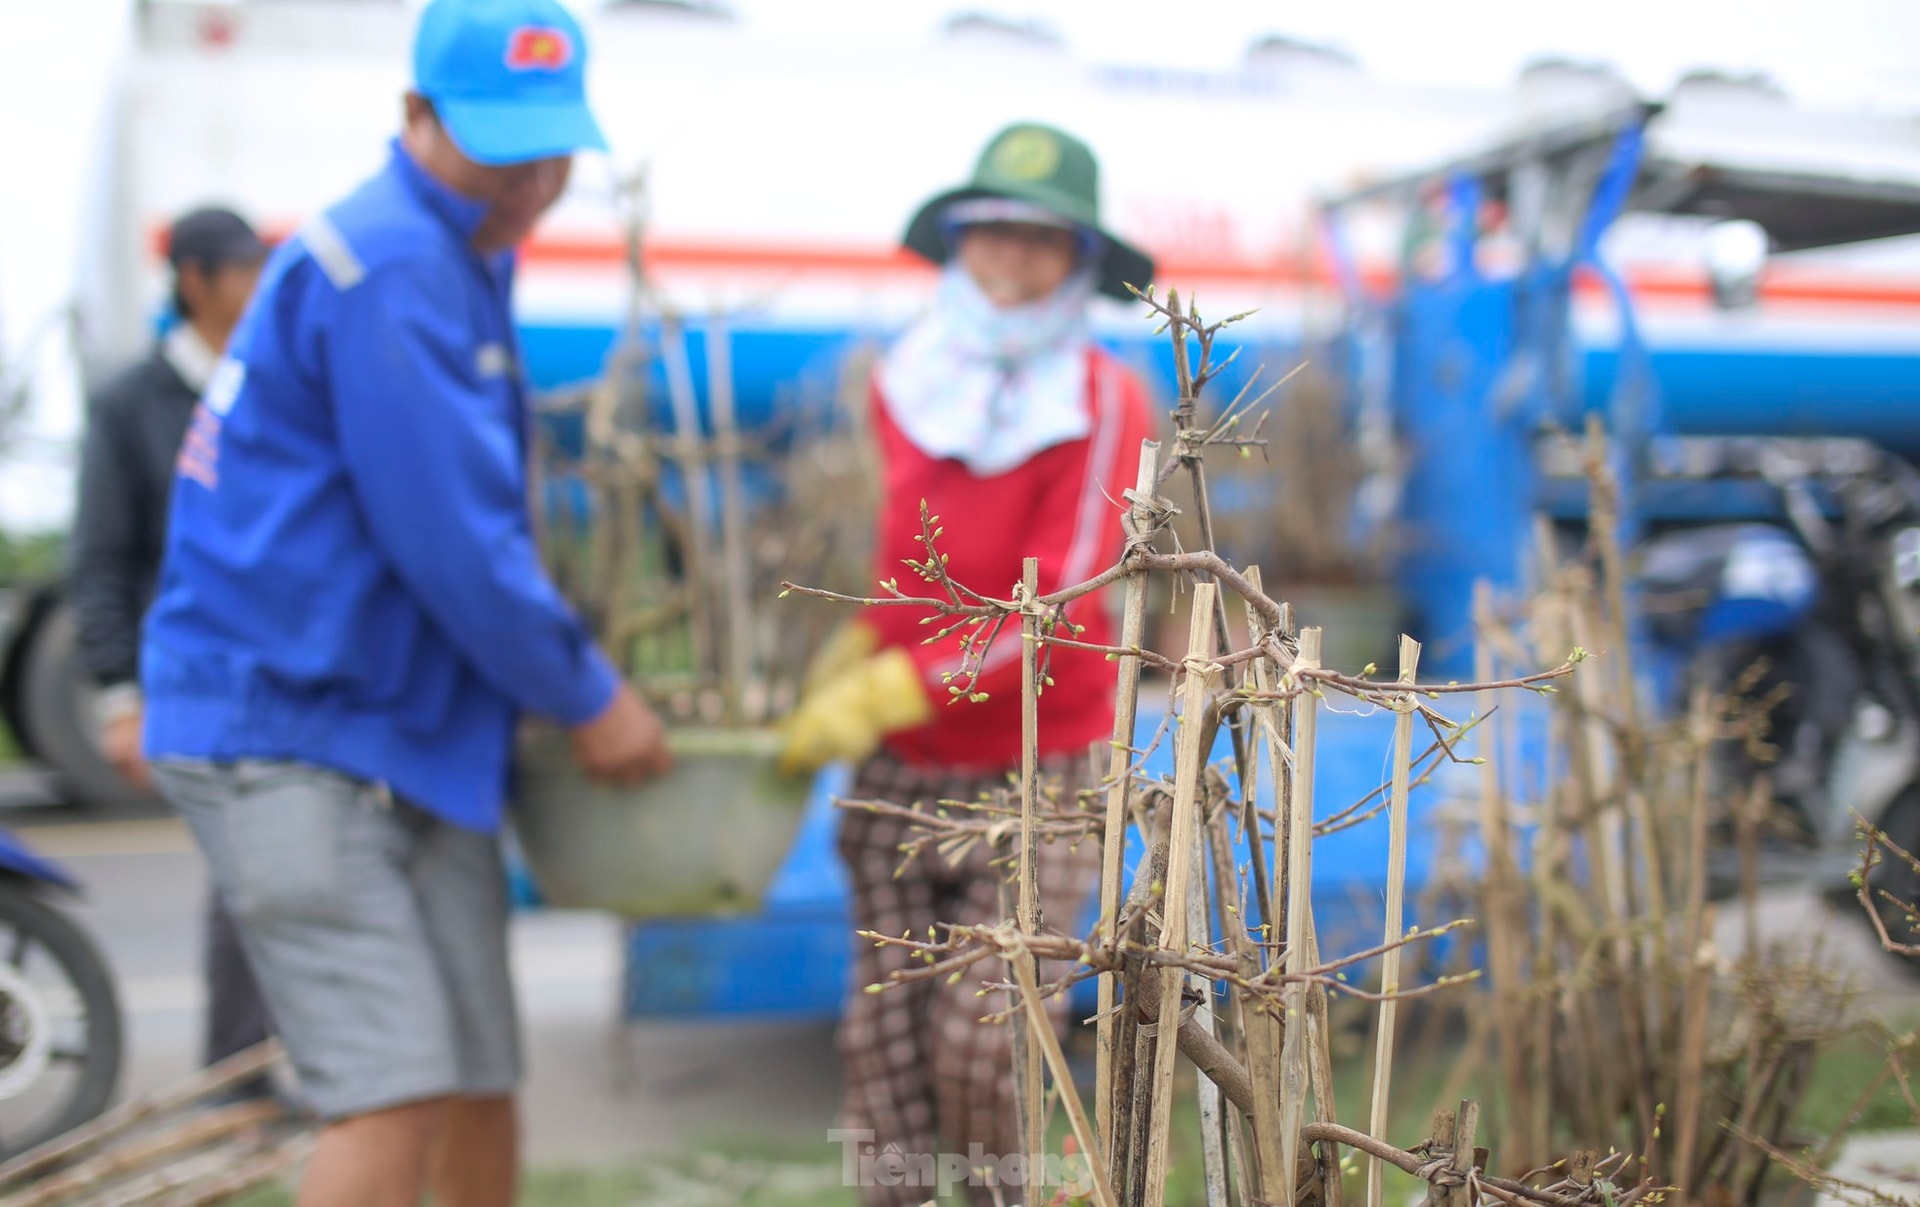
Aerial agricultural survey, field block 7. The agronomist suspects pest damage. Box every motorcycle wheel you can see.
[0,884,123,1158]
[16,601,159,815]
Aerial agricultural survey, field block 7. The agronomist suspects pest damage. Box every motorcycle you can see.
[1635,436,1920,968]
[0,827,124,1159]
[0,588,126,1156]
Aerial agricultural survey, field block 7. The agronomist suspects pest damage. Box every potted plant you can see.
[509,172,878,918]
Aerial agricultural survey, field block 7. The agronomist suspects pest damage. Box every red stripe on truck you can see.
[148,223,1920,309]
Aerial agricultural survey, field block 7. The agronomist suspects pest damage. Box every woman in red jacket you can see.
[780,122,1155,1206]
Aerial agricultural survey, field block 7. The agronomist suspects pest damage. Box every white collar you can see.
[162,324,221,395]
[878,263,1096,477]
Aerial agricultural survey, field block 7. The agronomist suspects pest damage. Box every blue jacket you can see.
[142,140,619,832]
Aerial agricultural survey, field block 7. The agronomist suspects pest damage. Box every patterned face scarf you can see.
[878,258,1098,478]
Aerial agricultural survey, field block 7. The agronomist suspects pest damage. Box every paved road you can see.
[0,767,68,814]
[2,786,1917,1182]
[5,812,844,1167]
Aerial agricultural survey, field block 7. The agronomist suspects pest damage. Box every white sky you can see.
[0,0,129,535]
[733,0,1920,112]
[1,0,1918,534]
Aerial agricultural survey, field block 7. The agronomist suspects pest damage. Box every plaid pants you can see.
[836,749,1103,1207]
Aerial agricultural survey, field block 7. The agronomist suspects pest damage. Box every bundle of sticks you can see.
[531,168,878,729]
[0,1043,308,1207]
[787,287,1661,1207]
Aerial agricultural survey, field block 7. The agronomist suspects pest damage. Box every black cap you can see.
[165,207,268,272]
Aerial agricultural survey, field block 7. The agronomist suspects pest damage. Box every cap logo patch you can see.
[505,25,572,72]
[990,128,1059,181]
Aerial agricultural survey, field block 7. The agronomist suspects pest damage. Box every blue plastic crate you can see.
[623,763,854,1019]
[624,904,853,1019]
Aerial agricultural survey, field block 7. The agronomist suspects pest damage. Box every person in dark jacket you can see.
[68,205,272,1082]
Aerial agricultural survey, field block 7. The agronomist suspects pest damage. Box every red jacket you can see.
[861,347,1155,769]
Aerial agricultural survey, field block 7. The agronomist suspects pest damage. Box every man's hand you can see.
[570,683,673,787]
[101,710,153,794]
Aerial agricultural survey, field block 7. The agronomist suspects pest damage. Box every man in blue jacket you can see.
[140,1,669,1203]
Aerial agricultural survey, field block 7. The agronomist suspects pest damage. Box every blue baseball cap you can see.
[412,0,609,166]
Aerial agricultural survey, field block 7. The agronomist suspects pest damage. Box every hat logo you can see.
[990,129,1060,181]
[505,25,573,71]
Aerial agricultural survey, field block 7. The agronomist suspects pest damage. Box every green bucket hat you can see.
[903,122,1155,303]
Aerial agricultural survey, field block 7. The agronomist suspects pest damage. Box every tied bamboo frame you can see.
[795,288,1676,1207]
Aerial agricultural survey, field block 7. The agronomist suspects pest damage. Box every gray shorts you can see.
[153,759,521,1121]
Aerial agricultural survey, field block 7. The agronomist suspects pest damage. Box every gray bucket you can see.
[509,725,813,919]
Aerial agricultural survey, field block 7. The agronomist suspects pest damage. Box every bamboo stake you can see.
[1473,581,1533,1161]
[1128,1002,1157,1207]
[1239,568,1287,1202]
[704,308,758,723]
[1200,797,1247,1197]
[1121,1028,1152,1207]
[1739,776,1767,957]
[151,1133,316,1207]
[1565,590,1656,1150]
[1586,414,1641,736]
[74,1146,254,1207]
[66,1127,308,1207]
[1365,634,1421,1207]
[657,310,717,686]
[1281,626,1324,1207]
[1189,807,1229,1207]
[1191,811,1272,1207]
[1100,439,1160,1167]
[1209,802,1274,1195]
[1680,686,1714,971]
[0,1042,285,1191]
[1205,808,1255,1207]
[1163,288,1272,944]
[569,166,654,651]
[1186,613,1346,1207]
[1447,1099,1481,1207]
[584,463,624,641]
[1269,595,1295,940]
[1525,552,1603,1152]
[1116,807,1172,1204]
[1186,450,1274,941]
[1144,581,1221,1207]
[998,872,1037,1182]
[1670,929,1714,1203]
[0,1101,284,1207]
[1008,937,1122,1207]
[1225,1117,1252,1207]
[596,474,644,667]
[1019,555,1046,1179]
[1552,575,1630,1118]
[1113,809,1167,1205]
[1303,916,1345,1207]
[1526,777,1558,1162]
[1670,687,1717,1197]
[1585,423,1670,1066]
